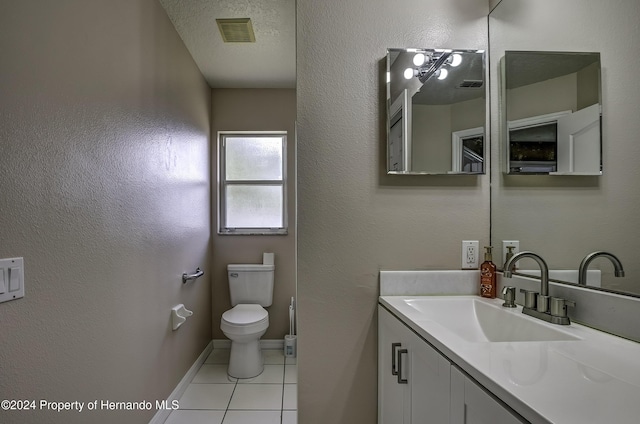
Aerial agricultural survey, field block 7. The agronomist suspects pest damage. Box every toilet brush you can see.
[285,297,296,357]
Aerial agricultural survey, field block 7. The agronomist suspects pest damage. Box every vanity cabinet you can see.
[378,305,528,424]
[451,367,527,424]
[378,306,451,423]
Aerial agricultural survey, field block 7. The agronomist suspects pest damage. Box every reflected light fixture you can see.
[404,68,416,80]
[449,53,462,67]
[404,50,456,83]
[413,53,427,66]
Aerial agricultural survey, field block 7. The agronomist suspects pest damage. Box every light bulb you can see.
[450,53,462,67]
[404,68,415,80]
[413,53,426,66]
[437,68,448,80]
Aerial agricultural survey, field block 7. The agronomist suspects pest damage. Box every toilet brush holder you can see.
[284,335,297,358]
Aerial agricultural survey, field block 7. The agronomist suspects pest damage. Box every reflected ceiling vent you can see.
[457,80,484,89]
[216,18,256,43]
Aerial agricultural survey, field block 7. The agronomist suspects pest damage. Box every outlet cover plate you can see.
[462,241,479,269]
[502,241,520,266]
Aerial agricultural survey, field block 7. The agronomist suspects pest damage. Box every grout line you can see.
[186,348,293,424]
[280,359,286,424]
[221,378,238,423]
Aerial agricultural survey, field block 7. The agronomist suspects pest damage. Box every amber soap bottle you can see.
[480,246,496,298]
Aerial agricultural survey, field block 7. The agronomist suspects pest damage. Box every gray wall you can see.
[0,1,211,423]
[211,88,297,340]
[296,0,490,422]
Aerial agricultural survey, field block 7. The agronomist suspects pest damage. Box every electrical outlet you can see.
[502,240,520,266]
[462,241,479,269]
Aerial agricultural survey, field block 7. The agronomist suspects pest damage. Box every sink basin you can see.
[404,297,580,343]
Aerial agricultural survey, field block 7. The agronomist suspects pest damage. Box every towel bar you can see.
[182,267,204,284]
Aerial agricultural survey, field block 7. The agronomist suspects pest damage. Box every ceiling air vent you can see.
[457,80,484,89]
[216,18,256,43]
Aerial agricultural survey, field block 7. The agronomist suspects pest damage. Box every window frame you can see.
[218,131,288,235]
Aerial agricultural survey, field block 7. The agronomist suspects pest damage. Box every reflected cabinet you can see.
[502,51,602,175]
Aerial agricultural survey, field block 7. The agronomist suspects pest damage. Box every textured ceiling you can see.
[505,51,600,89]
[159,0,296,89]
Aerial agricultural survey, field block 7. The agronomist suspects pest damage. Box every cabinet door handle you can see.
[391,343,401,376]
[397,348,408,384]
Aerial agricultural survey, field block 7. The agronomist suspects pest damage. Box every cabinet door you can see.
[408,329,451,424]
[378,306,409,424]
[379,306,451,424]
[451,366,528,424]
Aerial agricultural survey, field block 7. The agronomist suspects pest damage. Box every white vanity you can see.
[378,271,640,424]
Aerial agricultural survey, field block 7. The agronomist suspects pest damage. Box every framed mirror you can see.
[386,48,486,175]
[503,51,602,175]
[490,0,640,298]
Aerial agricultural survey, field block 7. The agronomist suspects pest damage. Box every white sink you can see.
[404,297,580,343]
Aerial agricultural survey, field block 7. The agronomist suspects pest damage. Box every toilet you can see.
[220,257,274,379]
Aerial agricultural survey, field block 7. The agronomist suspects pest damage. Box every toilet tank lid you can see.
[228,264,275,272]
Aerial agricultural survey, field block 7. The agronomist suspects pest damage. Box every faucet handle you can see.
[502,286,516,308]
[550,297,576,318]
[537,294,551,313]
[519,289,538,309]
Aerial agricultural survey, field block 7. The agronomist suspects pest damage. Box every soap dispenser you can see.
[480,246,496,298]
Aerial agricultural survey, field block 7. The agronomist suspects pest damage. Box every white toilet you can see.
[220,258,274,379]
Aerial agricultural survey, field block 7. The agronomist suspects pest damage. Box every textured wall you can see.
[296,0,490,422]
[490,0,640,294]
[0,1,211,423]
[210,88,297,340]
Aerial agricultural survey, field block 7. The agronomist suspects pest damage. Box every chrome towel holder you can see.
[182,267,204,284]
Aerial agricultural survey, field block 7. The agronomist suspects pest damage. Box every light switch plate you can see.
[0,257,24,304]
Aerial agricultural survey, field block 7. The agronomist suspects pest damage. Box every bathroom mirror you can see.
[386,48,486,175]
[490,0,640,297]
[503,51,602,175]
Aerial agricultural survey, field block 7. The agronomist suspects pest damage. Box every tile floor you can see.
[164,348,297,424]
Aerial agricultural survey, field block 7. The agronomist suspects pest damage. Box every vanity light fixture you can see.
[403,50,460,82]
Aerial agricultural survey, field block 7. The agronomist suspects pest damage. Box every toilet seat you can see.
[221,304,269,335]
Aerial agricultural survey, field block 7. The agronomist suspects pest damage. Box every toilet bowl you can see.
[221,304,269,378]
[221,259,275,378]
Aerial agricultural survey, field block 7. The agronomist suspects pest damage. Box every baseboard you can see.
[148,340,214,424]
[212,338,284,350]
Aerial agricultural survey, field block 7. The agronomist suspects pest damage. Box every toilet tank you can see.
[227,264,274,307]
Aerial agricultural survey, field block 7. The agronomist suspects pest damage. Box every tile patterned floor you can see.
[164,349,297,424]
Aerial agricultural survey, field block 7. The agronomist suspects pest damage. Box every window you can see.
[219,133,287,235]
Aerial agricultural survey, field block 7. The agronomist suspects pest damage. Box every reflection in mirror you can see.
[503,51,602,175]
[490,0,640,298]
[387,48,486,175]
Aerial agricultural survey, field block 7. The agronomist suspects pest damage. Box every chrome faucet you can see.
[578,251,625,286]
[503,251,575,325]
[503,251,549,297]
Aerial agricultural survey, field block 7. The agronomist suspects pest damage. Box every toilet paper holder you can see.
[171,304,193,330]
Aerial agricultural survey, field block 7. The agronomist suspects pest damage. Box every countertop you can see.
[380,295,640,424]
